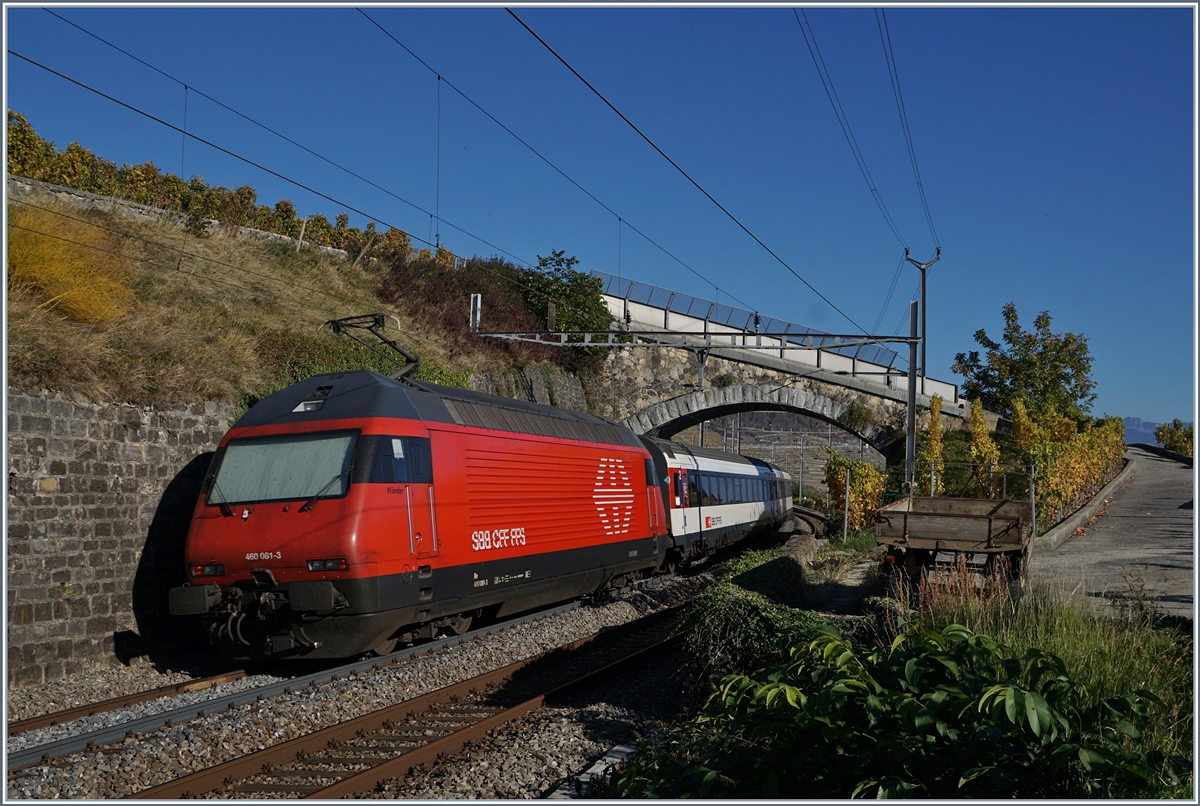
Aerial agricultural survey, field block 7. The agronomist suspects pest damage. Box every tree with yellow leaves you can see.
[915,395,945,496]
[969,399,1000,497]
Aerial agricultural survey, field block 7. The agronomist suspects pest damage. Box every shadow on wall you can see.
[119,451,215,665]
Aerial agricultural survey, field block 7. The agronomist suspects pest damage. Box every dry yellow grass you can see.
[7,203,134,324]
[6,198,458,406]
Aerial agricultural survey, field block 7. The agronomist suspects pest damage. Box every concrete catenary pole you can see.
[906,300,918,489]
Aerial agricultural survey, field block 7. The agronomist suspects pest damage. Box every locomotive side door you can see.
[407,485,438,559]
[392,437,439,560]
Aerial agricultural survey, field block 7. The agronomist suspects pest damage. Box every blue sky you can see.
[4,5,1195,423]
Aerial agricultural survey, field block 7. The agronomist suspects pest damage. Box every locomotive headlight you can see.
[191,563,225,577]
[306,558,348,572]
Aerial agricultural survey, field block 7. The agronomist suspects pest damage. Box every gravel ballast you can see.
[6,572,712,800]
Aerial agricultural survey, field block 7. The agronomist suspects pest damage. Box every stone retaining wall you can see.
[4,369,583,686]
[6,393,233,685]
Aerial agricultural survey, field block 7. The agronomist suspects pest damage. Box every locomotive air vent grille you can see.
[443,400,624,445]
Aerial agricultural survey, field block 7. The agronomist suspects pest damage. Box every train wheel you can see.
[370,636,398,657]
[442,615,473,636]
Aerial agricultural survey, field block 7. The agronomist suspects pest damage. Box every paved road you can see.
[1031,447,1194,619]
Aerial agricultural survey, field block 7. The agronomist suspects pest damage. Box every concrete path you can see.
[1030,447,1194,619]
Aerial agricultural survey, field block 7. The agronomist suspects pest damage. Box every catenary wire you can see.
[358,8,751,310]
[876,8,940,249]
[33,10,754,328]
[7,50,580,309]
[870,254,906,337]
[40,8,533,269]
[793,8,907,249]
[44,8,750,312]
[506,8,873,337]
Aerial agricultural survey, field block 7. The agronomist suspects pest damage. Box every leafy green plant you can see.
[839,400,875,432]
[907,568,1193,796]
[612,623,1188,799]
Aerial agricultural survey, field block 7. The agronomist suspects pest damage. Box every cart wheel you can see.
[1007,548,1031,601]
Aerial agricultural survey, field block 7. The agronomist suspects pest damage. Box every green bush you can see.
[683,550,826,702]
[612,623,1188,799]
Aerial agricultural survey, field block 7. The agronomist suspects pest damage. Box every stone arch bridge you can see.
[622,382,923,465]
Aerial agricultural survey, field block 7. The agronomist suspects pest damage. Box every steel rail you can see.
[7,670,247,737]
[6,600,582,772]
[127,605,686,799]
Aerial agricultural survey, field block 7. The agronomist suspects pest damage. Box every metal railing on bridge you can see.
[591,271,959,404]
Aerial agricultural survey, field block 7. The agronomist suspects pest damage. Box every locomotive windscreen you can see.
[207,430,357,505]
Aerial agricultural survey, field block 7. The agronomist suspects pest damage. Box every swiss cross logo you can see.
[593,458,634,536]
[706,516,712,528]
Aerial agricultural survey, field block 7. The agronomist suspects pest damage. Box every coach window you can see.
[689,474,700,508]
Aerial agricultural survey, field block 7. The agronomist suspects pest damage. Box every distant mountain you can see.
[1123,417,1192,446]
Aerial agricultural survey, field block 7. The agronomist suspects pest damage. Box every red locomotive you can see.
[169,370,789,659]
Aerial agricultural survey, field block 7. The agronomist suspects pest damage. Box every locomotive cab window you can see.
[207,430,357,506]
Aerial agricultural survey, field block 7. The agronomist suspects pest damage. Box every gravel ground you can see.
[6,571,713,800]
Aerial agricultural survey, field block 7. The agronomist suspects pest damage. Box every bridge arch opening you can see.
[623,385,901,505]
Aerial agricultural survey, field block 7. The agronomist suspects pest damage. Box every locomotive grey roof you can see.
[644,436,782,473]
[233,370,641,448]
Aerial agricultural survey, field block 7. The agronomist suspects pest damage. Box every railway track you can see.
[792,505,829,536]
[7,671,248,737]
[6,601,585,772]
[128,605,687,799]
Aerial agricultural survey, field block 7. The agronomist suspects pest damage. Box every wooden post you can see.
[352,232,378,268]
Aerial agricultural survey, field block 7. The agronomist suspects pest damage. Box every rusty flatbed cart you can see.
[876,495,1035,591]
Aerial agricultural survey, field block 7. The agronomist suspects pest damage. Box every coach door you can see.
[671,468,691,534]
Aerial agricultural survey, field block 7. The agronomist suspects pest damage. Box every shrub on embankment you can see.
[8,110,393,258]
[598,552,1191,799]
[611,619,1188,799]
[681,550,828,704]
